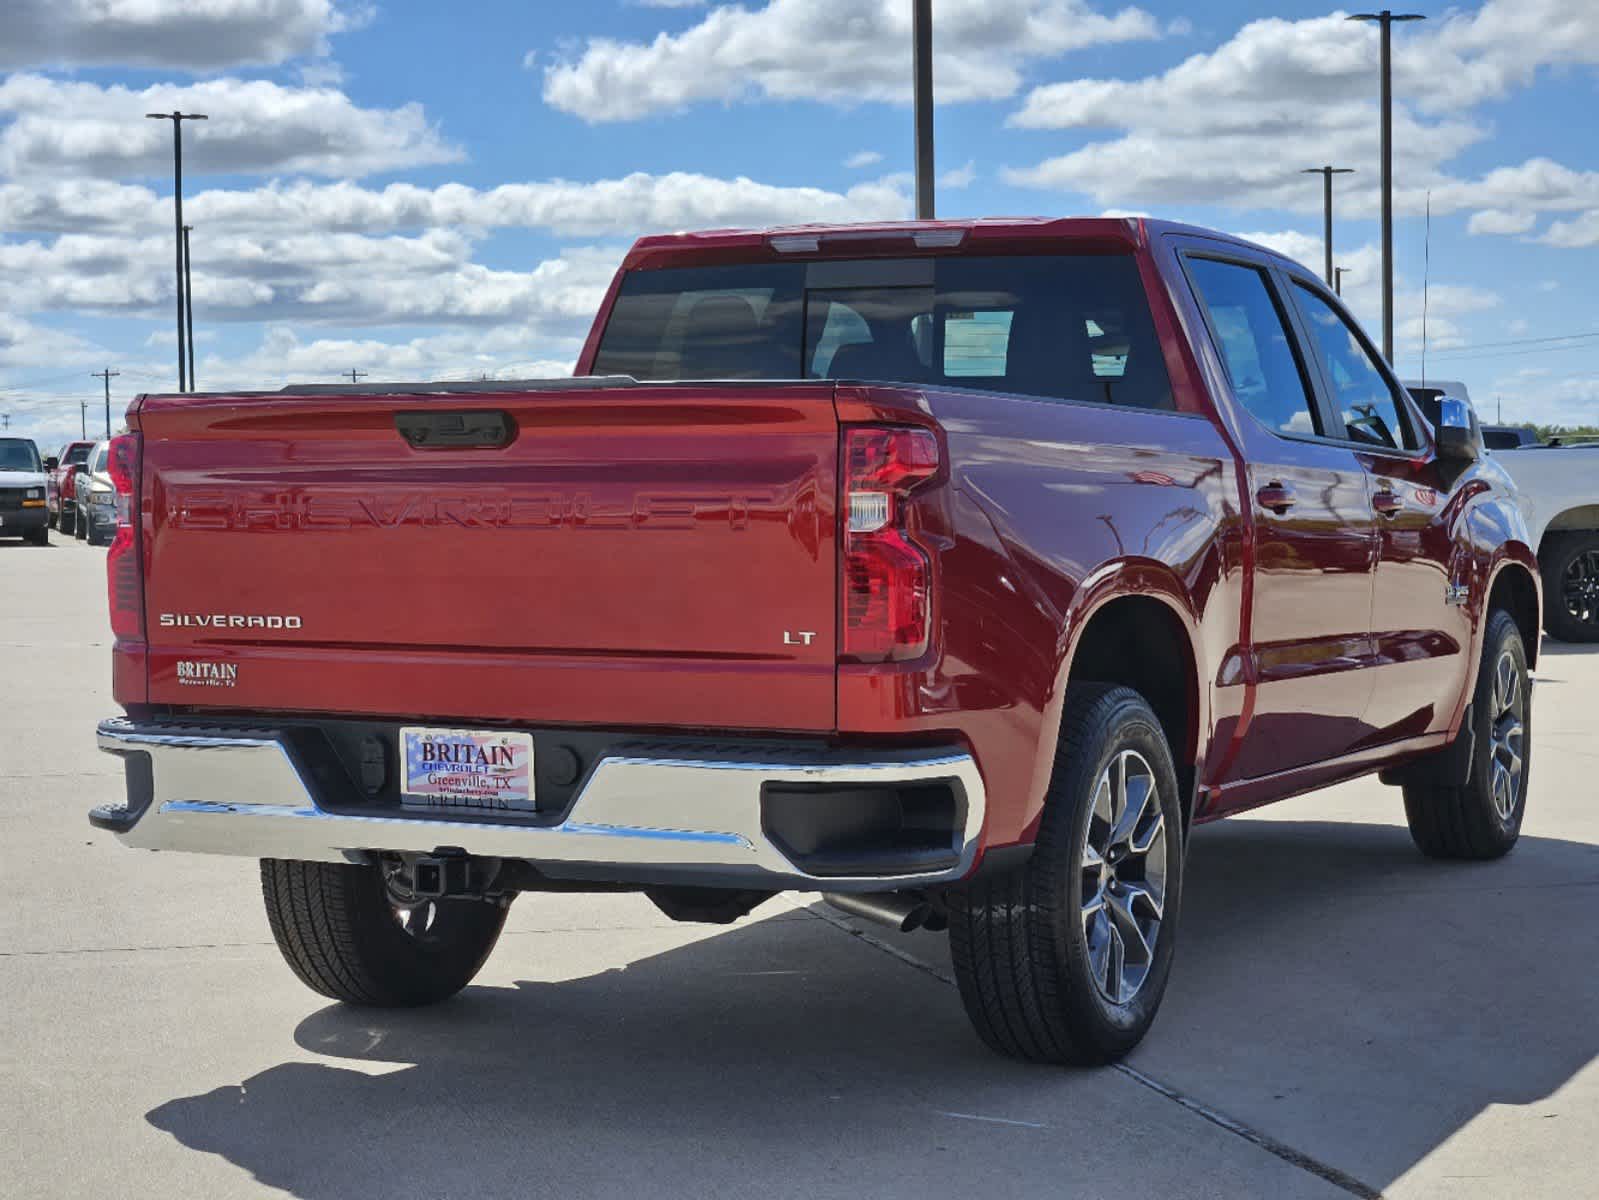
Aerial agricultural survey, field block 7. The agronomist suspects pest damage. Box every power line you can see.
[1429,328,1599,357]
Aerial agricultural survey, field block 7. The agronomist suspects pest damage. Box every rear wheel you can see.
[73,505,87,539]
[1541,531,1599,643]
[948,684,1183,1065]
[261,858,508,1006]
[1403,610,1530,859]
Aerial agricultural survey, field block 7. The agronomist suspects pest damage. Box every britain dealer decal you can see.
[175,661,239,688]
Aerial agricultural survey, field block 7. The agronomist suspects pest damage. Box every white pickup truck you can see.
[1408,380,1599,642]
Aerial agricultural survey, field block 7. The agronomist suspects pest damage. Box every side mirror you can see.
[44,456,59,470]
[1433,395,1478,463]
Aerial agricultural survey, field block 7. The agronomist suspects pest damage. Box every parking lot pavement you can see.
[4,536,1595,1199]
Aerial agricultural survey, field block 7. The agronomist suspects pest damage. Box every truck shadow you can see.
[145,820,1599,1197]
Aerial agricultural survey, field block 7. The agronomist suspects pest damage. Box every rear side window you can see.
[592,255,1175,411]
[1292,283,1415,451]
[1186,258,1319,437]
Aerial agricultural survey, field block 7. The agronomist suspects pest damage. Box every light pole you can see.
[913,0,934,219]
[182,225,196,391]
[92,369,120,438]
[145,111,207,392]
[1302,166,1354,287]
[1349,11,1424,363]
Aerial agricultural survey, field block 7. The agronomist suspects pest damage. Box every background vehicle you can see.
[46,439,96,536]
[72,441,116,546]
[0,437,50,545]
[1408,379,1599,642]
[1482,425,1541,451]
[94,218,1540,1065]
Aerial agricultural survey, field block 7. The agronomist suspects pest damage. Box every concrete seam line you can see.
[808,904,1386,1200]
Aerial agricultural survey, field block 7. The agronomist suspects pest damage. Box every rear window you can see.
[592,255,1174,410]
[62,443,91,466]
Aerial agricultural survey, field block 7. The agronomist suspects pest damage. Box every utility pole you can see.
[1334,266,1352,296]
[92,369,120,438]
[1,413,9,431]
[145,110,207,392]
[79,398,88,438]
[344,369,367,384]
[1349,11,1424,363]
[1301,166,1355,286]
[913,0,934,219]
[182,225,197,391]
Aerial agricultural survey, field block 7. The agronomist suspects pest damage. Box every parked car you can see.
[47,439,96,536]
[72,441,117,546]
[1407,379,1599,642]
[94,218,1541,1065]
[1482,425,1541,450]
[0,436,50,545]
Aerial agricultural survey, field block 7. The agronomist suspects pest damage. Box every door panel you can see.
[1180,255,1378,785]
[1284,278,1468,745]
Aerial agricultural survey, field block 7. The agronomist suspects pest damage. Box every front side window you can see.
[1292,283,1414,451]
[592,255,1175,410]
[1186,258,1319,437]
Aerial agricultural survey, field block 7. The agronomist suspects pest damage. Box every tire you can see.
[24,524,48,547]
[74,505,87,539]
[948,683,1184,1065]
[1540,531,1599,643]
[62,504,76,539]
[260,858,508,1007]
[1403,610,1530,860]
[47,506,58,531]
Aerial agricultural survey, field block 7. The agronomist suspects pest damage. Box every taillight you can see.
[106,433,143,640]
[841,425,939,662]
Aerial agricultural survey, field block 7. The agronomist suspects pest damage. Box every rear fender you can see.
[1022,560,1207,842]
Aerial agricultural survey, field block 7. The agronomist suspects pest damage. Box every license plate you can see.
[399,727,535,813]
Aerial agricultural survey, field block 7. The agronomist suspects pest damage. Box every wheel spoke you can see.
[1111,768,1155,851]
[1117,879,1165,923]
[1105,924,1125,1004]
[1108,890,1154,967]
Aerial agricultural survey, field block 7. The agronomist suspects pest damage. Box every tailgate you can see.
[136,383,838,731]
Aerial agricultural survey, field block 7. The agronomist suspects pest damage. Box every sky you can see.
[2,0,1598,452]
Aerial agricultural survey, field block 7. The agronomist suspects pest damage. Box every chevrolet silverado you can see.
[92,218,1540,1064]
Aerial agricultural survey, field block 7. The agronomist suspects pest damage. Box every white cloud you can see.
[1541,211,1599,248]
[940,160,977,189]
[1004,3,1599,220]
[0,75,460,180]
[542,0,1161,122]
[0,0,359,71]
[1466,209,1537,236]
[845,150,884,169]
[0,171,910,240]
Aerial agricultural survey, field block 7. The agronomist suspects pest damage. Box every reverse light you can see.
[105,433,143,640]
[841,426,939,662]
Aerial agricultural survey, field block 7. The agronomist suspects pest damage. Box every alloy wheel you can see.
[1080,749,1168,1005]
[1561,549,1599,630]
[1488,649,1526,822]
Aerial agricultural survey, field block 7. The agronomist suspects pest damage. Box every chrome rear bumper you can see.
[94,718,985,891]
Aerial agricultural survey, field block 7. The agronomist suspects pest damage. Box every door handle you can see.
[1372,489,1404,518]
[1255,482,1296,514]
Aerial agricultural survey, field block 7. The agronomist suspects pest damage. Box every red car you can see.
[92,218,1538,1063]
[46,439,97,535]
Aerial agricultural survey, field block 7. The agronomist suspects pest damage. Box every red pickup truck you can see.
[93,218,1540,1064]
[47,439,97,534]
